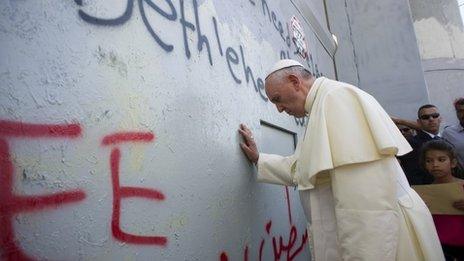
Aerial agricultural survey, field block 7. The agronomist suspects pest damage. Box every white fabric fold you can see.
[296,77,412,190]
[256,77,444,261]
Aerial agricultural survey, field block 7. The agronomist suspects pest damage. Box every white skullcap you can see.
[265,59,304,79]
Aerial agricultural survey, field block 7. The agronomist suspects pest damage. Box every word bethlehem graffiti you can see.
[74,0,324,106]
[0,120,166,261]
[219,187,309,261]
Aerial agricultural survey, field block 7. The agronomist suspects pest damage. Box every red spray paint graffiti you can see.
[0,119,303,259]
[0,120,86,261]
[0,120,167,260]
[219,187,309,261]
[102,132,167,246]
[0,120,81,138]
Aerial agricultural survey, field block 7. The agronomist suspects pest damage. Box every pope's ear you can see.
[287,74,300,89]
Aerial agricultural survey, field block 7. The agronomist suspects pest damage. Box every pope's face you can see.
[265,76,306,117]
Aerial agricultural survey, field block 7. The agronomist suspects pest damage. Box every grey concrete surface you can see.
[0,0,334,259]
[409,0,464,127]
[422,58,464,127]
[325,0,430,120]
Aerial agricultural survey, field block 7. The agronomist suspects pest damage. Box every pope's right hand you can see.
[238,123,259,164]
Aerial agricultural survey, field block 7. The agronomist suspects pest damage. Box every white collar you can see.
[423,130,440,138]
[304,77,325,114]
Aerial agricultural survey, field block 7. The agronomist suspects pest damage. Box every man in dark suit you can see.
[399,104,442,185]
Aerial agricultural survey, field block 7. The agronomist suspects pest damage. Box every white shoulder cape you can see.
[295,77,412,190]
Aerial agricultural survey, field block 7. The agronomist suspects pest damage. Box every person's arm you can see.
[452,182,464,210]
[391,116,420,130]
[256,153,296,186]
[238,124,296,186]
[453,200,464,211]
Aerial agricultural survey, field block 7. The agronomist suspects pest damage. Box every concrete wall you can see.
[409,0,464,60]
[422,58,464,127]
[323,0,360,86]
[0,0,335,260]
[409,0,464,126]
[325,0,430,120]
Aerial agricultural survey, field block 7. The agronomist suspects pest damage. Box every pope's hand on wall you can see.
[238,124,259,164]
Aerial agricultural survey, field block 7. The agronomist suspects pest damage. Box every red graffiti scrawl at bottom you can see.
[103,132,167,246]
[219,186,308,261]
[0,120,86,261]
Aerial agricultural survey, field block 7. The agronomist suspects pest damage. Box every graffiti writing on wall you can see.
[74,0,324,108]
[0,121,86,261]
[0,120,166,261]
[0,119,309,260]
[102,132,167,246]
[218,187,309,261]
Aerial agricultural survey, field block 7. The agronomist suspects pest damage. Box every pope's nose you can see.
[276,104,284,113]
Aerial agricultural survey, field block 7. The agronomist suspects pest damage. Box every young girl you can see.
[420,140,464,260]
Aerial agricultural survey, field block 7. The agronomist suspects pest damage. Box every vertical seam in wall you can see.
[322,0,339,80]
[344,0,361,87]
[446,24,457,59]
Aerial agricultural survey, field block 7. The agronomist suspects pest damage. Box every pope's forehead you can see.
[264,76,280,91]
[265,71,285,86]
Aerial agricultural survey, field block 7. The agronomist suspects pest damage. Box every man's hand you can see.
[390,115,420,130]
[453,199,464,211]
[238,123,259,164]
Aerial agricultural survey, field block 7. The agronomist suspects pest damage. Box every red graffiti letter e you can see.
[102,132,167,246]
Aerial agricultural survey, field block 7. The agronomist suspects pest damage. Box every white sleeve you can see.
[256,153,297,186]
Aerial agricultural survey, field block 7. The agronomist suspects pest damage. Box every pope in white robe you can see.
[238,59,444,261]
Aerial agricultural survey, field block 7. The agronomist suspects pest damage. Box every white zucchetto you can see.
[265,59,305,79]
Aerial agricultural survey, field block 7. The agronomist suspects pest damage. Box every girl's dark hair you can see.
[419,140,464,178]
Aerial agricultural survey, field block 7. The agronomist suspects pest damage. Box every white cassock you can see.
[257,77,444,261]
